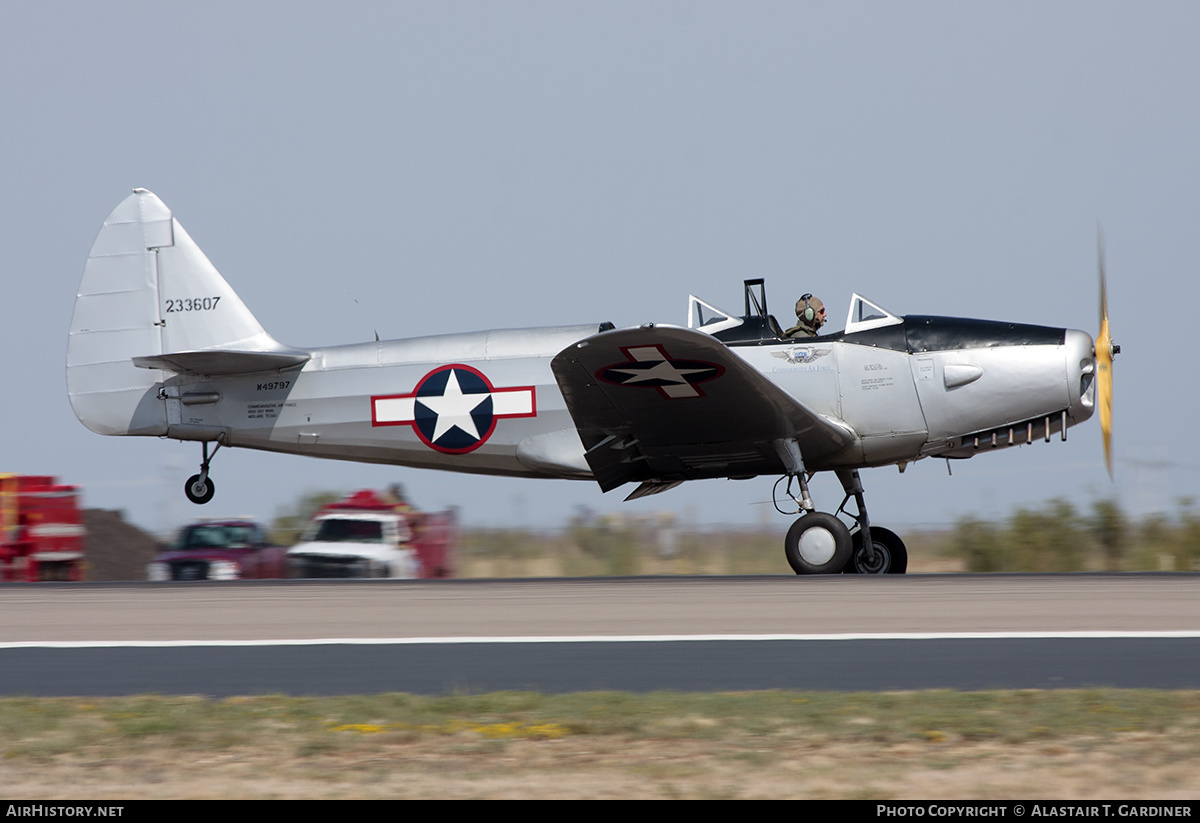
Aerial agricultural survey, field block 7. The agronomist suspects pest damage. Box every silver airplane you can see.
[67,189,1118,575]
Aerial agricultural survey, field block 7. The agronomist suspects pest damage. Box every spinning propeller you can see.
[1096,232,1120,477]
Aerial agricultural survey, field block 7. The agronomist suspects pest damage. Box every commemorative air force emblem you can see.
[371,365,536,454]
[770,346,832,366]
[597,345,724,399]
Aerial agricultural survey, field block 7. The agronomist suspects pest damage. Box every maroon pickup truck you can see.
[147,519,288,581]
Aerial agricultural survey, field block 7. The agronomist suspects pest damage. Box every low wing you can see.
[551,325,854,494]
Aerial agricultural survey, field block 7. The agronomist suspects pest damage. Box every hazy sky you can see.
[3,2,1197,539]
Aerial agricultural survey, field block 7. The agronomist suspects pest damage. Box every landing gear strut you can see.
[184,441,220,505]
[834,469,906,574]
[777,466,907,575]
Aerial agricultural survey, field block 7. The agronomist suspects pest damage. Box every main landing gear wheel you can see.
[184,474,215,505]
[844,526,908,574]
[785,513,851,575]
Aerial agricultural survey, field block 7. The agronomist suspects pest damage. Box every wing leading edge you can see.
[551,325,854,494]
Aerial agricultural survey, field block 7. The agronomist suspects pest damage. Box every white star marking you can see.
[418,369,489,443]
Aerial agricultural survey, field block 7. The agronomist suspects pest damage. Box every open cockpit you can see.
[687,279,902,346]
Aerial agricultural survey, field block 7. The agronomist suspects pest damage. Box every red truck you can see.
[0,474,87,581]
[147,519,290,581]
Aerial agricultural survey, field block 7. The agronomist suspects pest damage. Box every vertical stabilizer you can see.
[67,189,290,436]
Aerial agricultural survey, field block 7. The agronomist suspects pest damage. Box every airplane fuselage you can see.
[156,317,1095,482]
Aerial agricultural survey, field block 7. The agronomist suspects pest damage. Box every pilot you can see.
[784,293,826,338]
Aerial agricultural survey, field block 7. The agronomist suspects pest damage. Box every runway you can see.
[2,575,1198,695]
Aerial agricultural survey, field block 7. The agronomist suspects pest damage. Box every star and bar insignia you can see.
[371,364,536,453]
[596,345,724,399]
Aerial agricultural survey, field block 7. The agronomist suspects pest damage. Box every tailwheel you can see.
[184,441,221,505]
[845,526,908,574]
[184,474,215,505]
[785,512,851,575]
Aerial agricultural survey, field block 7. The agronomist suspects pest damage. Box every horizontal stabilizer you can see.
[132,350,311,376]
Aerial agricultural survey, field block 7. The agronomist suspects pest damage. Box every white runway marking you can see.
[4,630,1200,649]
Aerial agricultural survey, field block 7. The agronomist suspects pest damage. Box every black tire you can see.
[184,474,215,505]
[784,513,852,574]
[845,526,908,574]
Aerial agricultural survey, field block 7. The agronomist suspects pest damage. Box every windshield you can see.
[174,524,259,550]
[844,294,902,333]
[306,518,385,543]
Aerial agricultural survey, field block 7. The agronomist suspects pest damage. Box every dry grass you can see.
[2,690,1197,799]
